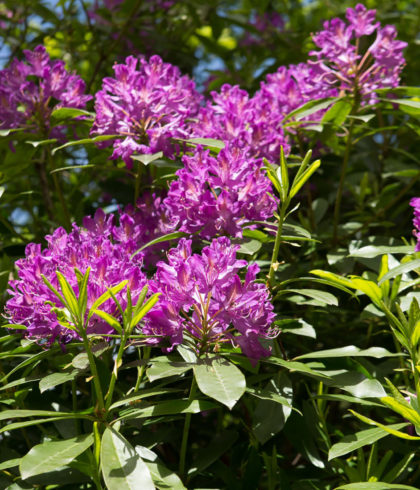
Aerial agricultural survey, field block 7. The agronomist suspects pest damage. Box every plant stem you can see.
[268,202,288,287]
[135,346,151,392]
[134,162,143,204]
[105,336,127,411]
[81,331,105,414]
[92,421,103,490]
[179,376,197,480]
[333,119,355,243]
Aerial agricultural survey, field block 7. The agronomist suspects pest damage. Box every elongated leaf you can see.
[325,371,386,398]
[284,97,337,122]
[0,417,87,435]
[379,259,420,284]
[39,370,80,393]
[0,409,92,421]
[101,428,154,490]
[20,434,94,479]
[381,396,420,426]
[350,410,420,440]
[0,458,20,471]
[336,483,418,490]
[116,399,215,421]
[321,98,352,125]
[135,446,186,490]
[147,360,192,382]
[278,288,337,306]
[51,107,94,121]
[87,280,128,320]
[131,232,188,258]
[131,293,160,327]
[131,151,163,165]
[193,356,246,409]
[109,388,181,410]
[52,134,123,154]
[92,309,122,333]
[289,160,321,198]
[183,137,225,149]
[296,345,399,360]
[349,245,413,258]
[264,357,330,379]
[328,423,408,460]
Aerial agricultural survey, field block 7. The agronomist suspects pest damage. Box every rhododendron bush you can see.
[1,1,420,489]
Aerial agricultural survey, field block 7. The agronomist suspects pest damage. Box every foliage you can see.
[1,1,420,489]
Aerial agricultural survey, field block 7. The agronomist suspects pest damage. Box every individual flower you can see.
[309,3,407,104]
[5,208,148,344]
[91,54,202,168]
[0,45,91,136]
[409,197,420,251]
[191,84,290,162]
[143,237,276,361]
[163,145,278,239]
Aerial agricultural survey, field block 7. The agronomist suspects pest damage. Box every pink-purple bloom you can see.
[91,54,202,168]
[410,198,420,251]
[191,84,290,163]
[163,146,278,239]
[144,237,276,361]
[0,45,91,136]
[309,4,407,104]
[5,208,148,344]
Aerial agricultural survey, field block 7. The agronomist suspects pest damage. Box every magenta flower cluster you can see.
[144,237,275,361]
[91,54,202,167]
[5,208,147,343]
[309,4,407,104]
[0,46,91,136]
[410,198,420,252]
[163,146,278,239]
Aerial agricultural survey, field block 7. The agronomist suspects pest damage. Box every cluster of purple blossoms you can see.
[309,4,407,104]
[5,208,148,344]
[91,55,202,168]
[163,146,278,239]
[0,45,91,136]
[144,237,276,361]
[191,84,290,163]
[410,198,420,251]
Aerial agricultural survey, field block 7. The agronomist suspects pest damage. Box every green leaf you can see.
[136,446,186,490]
[131,293,160,328]
[109,388,182,411]
[276,146,289,201]
[237,239,262,255]
[252,373,293,444]
[131,232,188,259]
[116,399,215,421]
[193,356,246,409]
[20,434,94,479]
[50,164,95,174]
[321,98,352,125]
[296,345,399,360]
[101,428,154,490]
[381,396,420,426]
[92,309,122,333]
[0,458,20,471]
[0,417,90,435]
[328,423,408,460]
[39,370,81,393]
[289,159,321,198]
[0,409,92,421]
[264,357,330,379]
[350,410,420,440]
[87,280,128,321]
[131,151,163,165]
[325,371,386,398]
[349,245,413,258]
[147,360,192,382]
[378,259,420,284]
[283,97,337,122]
[56,271,79,318]
[336,483,419,490]
[275,318,316,338]
[278,288,337,306]
[52,134,123,154]
[51,107,94,122]
[182,137,225,149]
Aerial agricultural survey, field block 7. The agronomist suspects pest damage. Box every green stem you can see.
[105,335,128,411]
[333,119,355,243]
[92,421,103,490]
[134,162,143,204]
[179,376,198,480]
[81,331,105,414]
[268,201,288,287]
[135,346,151,392]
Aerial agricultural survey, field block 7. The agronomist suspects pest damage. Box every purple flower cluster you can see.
[309,4,407,104]
[0,45,91,136]
[5,208,148,343]
[163,146,278,239]
[191,84,290,162]
[91,55,202,168]
[410,198,420,251]
[144,237,275,361]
